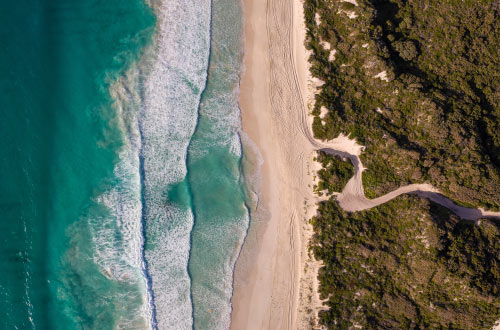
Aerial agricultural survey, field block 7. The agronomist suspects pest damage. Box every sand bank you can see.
[231,0,327,328]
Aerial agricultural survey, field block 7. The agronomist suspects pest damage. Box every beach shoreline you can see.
[231,0,325,328]
[231,0,285,327]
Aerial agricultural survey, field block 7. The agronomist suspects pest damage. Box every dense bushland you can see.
[305,1,500,327]
[314,152,354,193]
[305,0,500,209]
[310,198,500,329]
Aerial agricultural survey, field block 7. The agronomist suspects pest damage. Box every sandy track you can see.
[315,143,500,221]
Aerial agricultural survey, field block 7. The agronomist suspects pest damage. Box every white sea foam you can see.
[229,133,242,156]
[94,0,249,328]
[139,0,212,328]
[88,64,153,328]
[80,0,213,327]
[87,160,151,328]
[190,217,249,329]
[191,86,243,158]
[91,165,152,328]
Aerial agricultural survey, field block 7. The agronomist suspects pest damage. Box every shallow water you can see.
[187,0,248,327]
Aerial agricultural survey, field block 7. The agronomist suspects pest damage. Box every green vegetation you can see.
[305,0,500,327]
[304,0,500,210]
[310,198,500,329]
[314,152,354,194]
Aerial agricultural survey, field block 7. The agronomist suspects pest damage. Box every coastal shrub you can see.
[391,39,418,61]
[310,198,500,329]
[304,0,500,210]
[315,152,354,193]
[305,1,500,326]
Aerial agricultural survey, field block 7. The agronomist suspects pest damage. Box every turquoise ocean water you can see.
[0,0,248,328]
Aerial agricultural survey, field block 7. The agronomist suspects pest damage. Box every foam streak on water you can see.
[138,0,212,329]
[187,0,249,328]
[85,63,154,329]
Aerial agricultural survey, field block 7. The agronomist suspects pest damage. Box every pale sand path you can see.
[232,0,500,329]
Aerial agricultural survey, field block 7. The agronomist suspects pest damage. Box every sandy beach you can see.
[231,0,325,328]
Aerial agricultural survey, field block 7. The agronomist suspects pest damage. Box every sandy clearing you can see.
[341,0,358,5]
[328,48,336,62]
[374,70,389,81]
